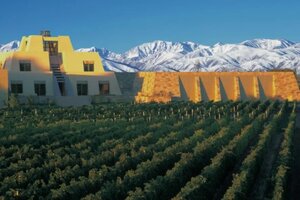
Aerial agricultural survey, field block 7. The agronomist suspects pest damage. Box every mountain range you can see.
[0,40,20,52]
[1,39,300,73]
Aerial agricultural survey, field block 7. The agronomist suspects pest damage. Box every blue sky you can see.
[1,0,299,53]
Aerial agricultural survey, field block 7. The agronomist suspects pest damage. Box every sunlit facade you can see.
[0,32,299,107]
[0,31,121,106]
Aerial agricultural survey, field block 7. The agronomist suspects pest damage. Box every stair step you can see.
[56,77,65,81]
[50,64,65,84]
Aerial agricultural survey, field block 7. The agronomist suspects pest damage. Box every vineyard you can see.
[0,101,299,200]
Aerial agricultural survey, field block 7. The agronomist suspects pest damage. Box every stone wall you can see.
[133,72,300,103]
[274,72,300,101]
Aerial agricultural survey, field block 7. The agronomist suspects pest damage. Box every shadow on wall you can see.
[199,78,209,101]
[134,72,299,102]
[3,54,51,72]
[114,72,143,97]
[238,78,248,100]
[178,77,189,101]
[258,79,267,100]
[63,75,75,96]
[219,79,229,101]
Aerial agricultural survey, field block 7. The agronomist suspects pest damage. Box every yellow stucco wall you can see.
[0,34,117,98]
[18,36,74,53]
[0,52,12,69]
[1,35,104,72]
[62,52,105,74]
[0,69,8,106]
[7,52,50,72]
[13,35,105,74]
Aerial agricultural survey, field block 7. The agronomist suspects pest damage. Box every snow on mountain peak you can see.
[0,40,19,52]
[241,39,295,50]
[122,40,207,60]
[76,46,99,52]
[102,39,300,73]
[1,39,300,73]
[213,42,224,47]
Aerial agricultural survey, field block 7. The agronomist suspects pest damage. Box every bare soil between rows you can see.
[290,103,300,200]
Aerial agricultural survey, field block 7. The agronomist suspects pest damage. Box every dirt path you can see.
[290,103,300,200]
[212,133,260,200]
[249,126,284,200]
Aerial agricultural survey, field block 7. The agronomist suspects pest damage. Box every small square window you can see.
[99,81,109,95]
[77,82,88,96]
[83,61,94,72]
[11,81,23,94]
[43,41,58,55]
[34,82,46,96]
[19,62,31,71]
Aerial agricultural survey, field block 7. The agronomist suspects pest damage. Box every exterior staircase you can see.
[51,64,65,83]
[49,55,66,96]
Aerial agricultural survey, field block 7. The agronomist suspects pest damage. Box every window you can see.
[43,41,58,55]
[19,61,31,71]
[99,81,110,95]
[11,81,23,94]
[77,82,88,96]
[83,61,94,72]
[34,82,46,96]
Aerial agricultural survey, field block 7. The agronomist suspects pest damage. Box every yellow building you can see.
[0,32,299,107]
[0,31,121,106]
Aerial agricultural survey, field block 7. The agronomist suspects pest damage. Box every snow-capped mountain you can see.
[241,39,295,50]
[77,39,300,73]
[2,39,300,73]
[0,40,19,52]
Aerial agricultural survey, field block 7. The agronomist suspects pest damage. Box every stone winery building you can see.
[0,31,299,107]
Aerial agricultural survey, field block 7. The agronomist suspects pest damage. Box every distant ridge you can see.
[0,40,19,52]
[2,39,300,73]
